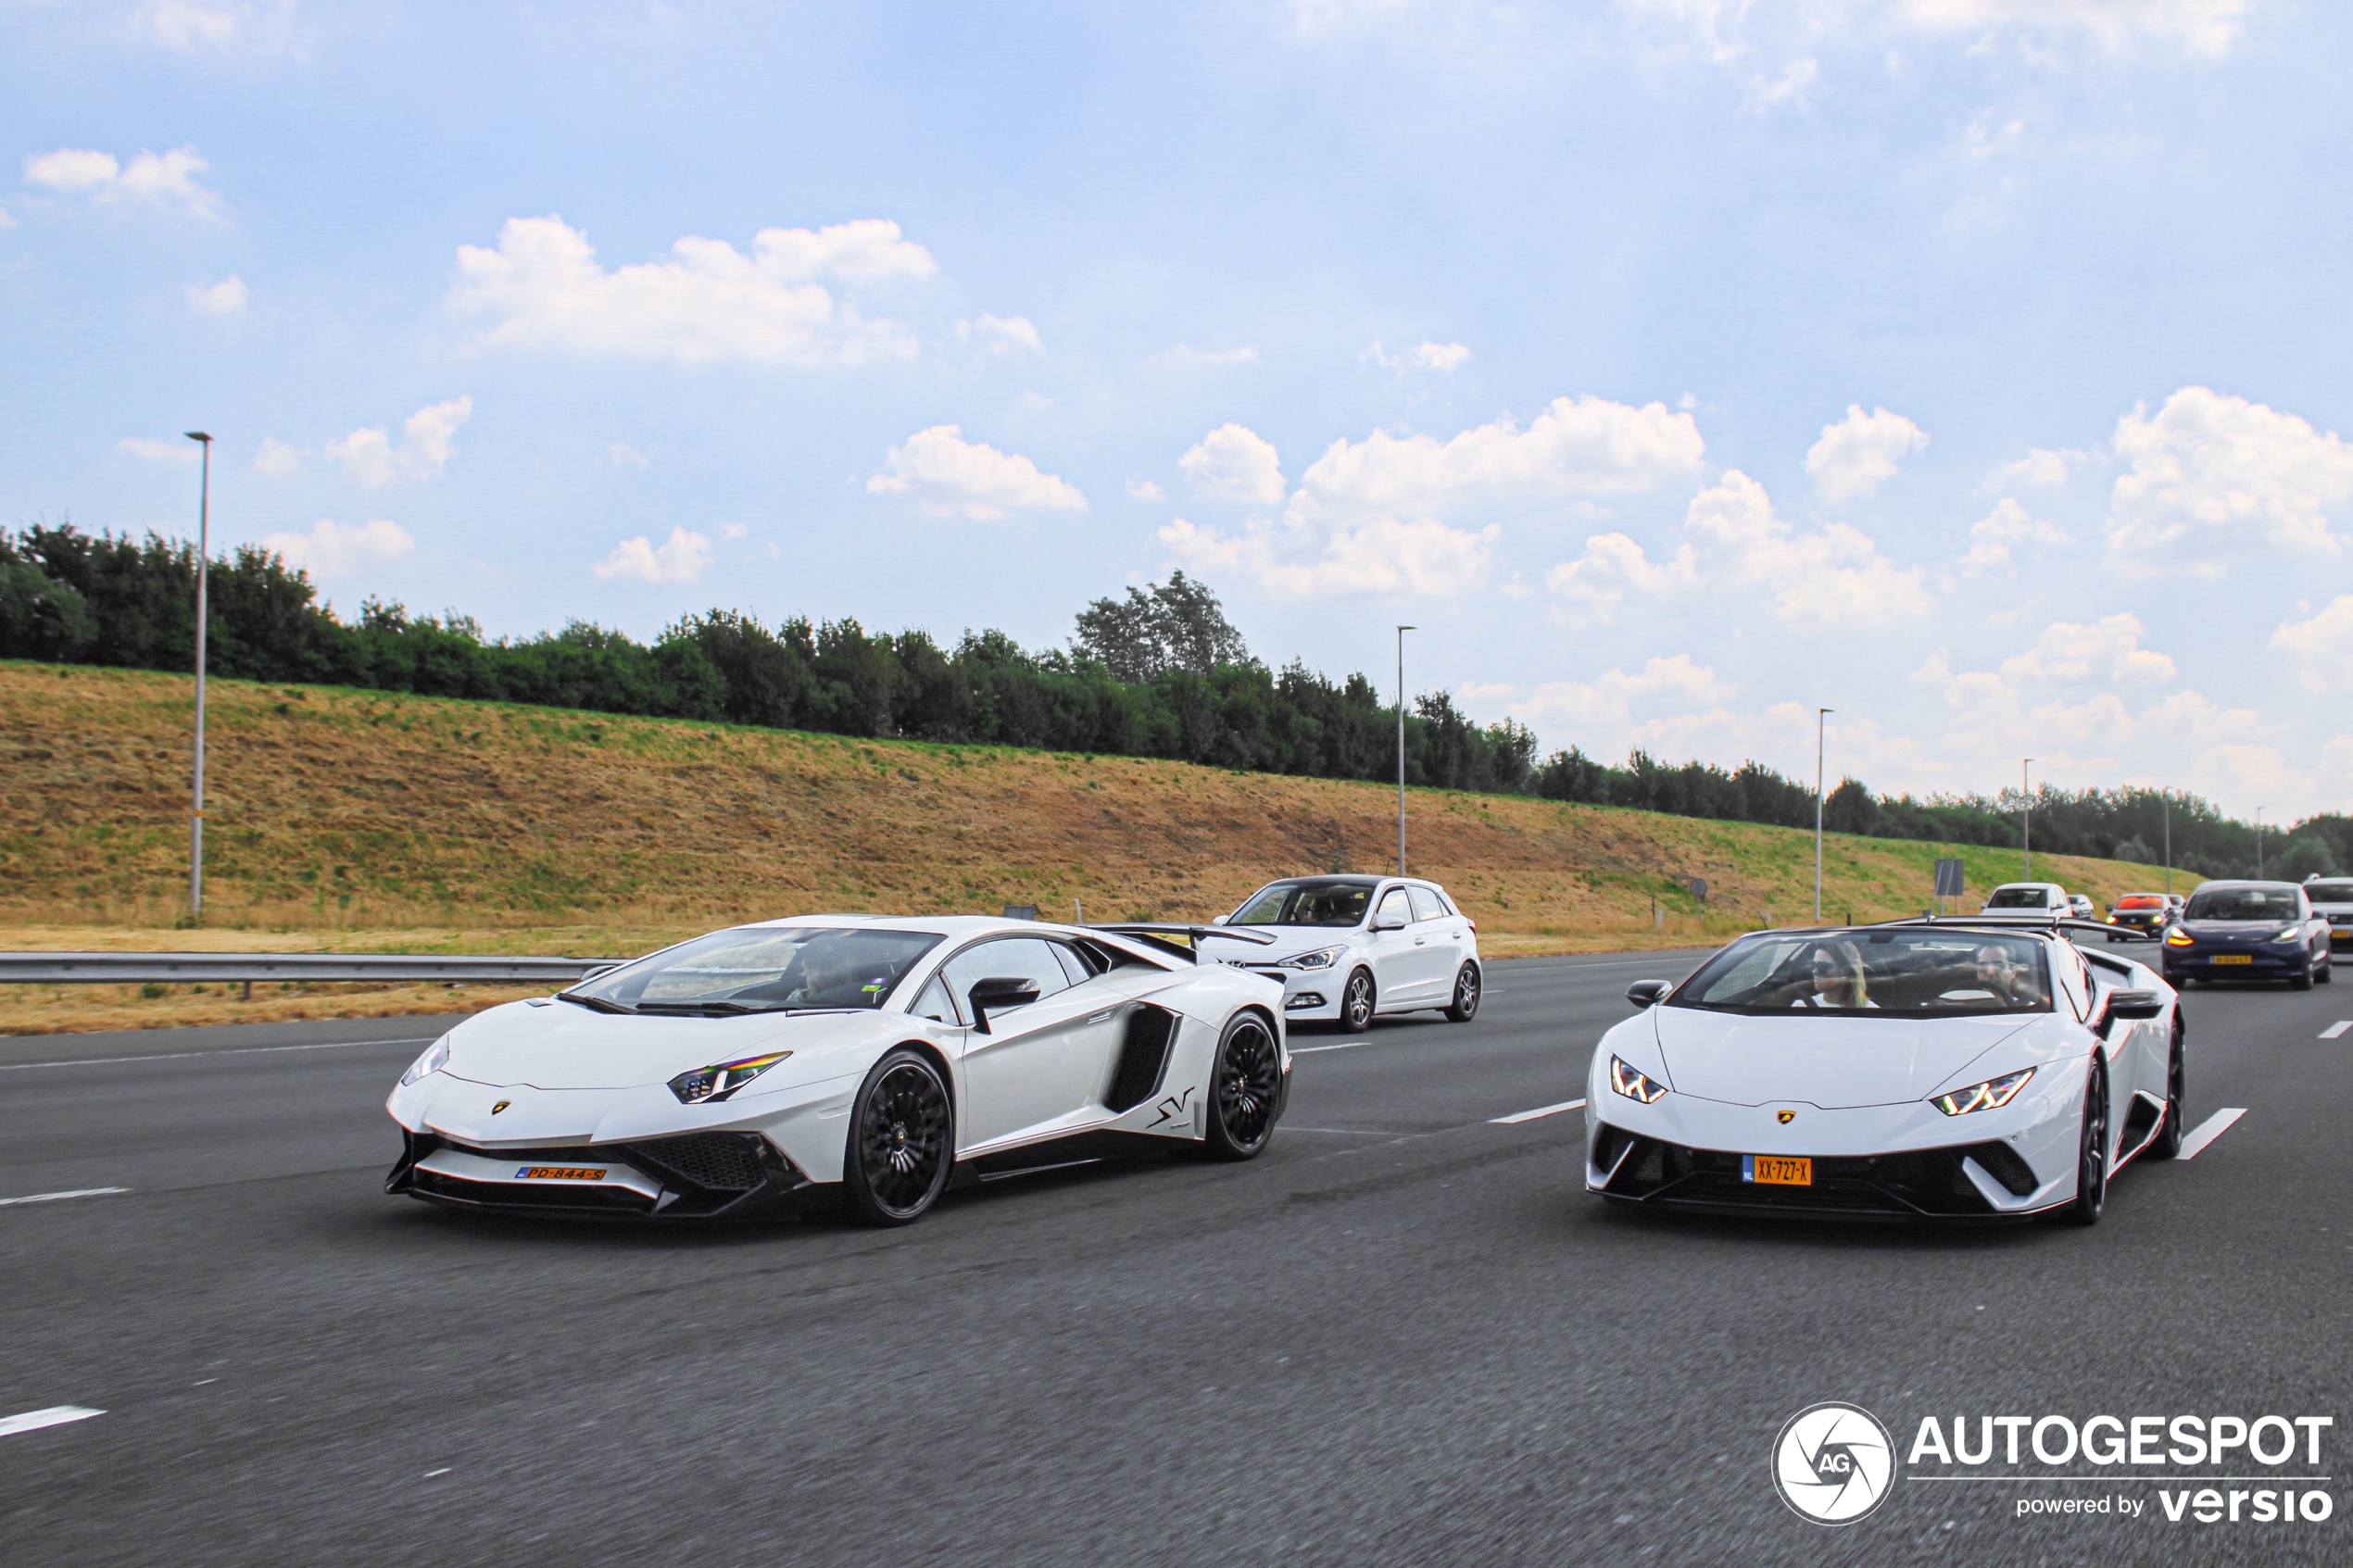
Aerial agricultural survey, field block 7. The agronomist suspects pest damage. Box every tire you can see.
[2150,1018,2186,1160]
[841,1047,955,1225]
[1443,961,1481,1022]
[2318,952,2333,985]
[2291,960,2313,992]
[2056,1056,2109,1226]
[1201,1012,1280,1160]
[1339,968,1376,1034]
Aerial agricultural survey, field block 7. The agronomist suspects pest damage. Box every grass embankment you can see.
[1,662,2170,1034]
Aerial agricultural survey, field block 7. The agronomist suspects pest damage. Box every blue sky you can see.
[6,1,2350,817]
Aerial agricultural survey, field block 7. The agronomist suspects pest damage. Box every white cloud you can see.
[1292,395,1705,522]
[447,215,929,367]
[325,396,473,487]
[1957,496,2067,574]
[2270,597,2353,694]
[1746,56,1820,112]
[601,441,649,471]
[1982,446,2086,490]
[1806,404,1930,500]
[1684,470,1933,628]
[1997,613,2176,684]
[865,425,1088,521]
[132,0,304,54]
[593,526,713,583]
[1467,655,1737,753]
[720,522,748,542]
[1905,1,2248,59]
[2107,386,2353,574]
[185,275,247,315]
[958,314,1044,355]
[1125,478,1166,502]
[1158,344,1259,367]
[1621,0,2249,64]
[1544,531,1698,624]
[117,436,201,464]
[252,437,305,477]
[1159,514,1499,599]
[259,519,415,578]
[1365,339,1472,372]
[1179,423,1287,507]
[21,146,223,220]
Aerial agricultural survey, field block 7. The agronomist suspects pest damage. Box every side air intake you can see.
[1105,1006,1179,1113]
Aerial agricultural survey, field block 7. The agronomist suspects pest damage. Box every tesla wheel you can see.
[842,1047,954,1225]
[2056,1056,2109,1227]
[2291,960,2313,992]
[2151,1019,2187,1160]
[1202,1012,1280,1160]
[1339,968,1376,1034]
[2318,953,2333,985]
[1444,961,1481,1022]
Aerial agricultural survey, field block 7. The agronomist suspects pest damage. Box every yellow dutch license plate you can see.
[1744,1155,1812,1186]
[517,1166,606,1181]
[2212,955,2254,966]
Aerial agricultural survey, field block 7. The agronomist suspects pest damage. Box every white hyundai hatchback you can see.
[1202,875,1482,1030]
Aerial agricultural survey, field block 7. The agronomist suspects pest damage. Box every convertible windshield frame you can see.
[563,924,945,1014]
[1667,928,2057,1018]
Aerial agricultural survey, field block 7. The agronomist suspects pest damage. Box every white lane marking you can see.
[1281,1126,1396,1135]
[1491,1098,1587,1124]
[423,1467,451,1478]
[0,1036,436,1073]
[1290,1042,1366,1054]
[0,1187,130,1208]
[0,1406,105,1438]
[2177,1108,2247,1160]
[2322,1022,2351,1039]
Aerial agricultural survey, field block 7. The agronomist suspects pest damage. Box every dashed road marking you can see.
[0,1187,130,1209]
[1290,1042,1366,1054]
[2321,1022,2351,1039]
[0,1407,105,1438]
[1491,1098,1586,1124]
[2177,1108,2247,1160]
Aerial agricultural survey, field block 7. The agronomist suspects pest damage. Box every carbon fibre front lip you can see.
[387,1130,828,1221]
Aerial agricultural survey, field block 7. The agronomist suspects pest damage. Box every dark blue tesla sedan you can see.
[2161,881,2334,990]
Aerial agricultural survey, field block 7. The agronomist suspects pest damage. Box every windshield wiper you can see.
[556,991,635,1014]
[632,999,774,1016]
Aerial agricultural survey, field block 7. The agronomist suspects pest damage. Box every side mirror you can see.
[966,976,1041,1035]
[1626,979,1671,1010]
[1211,914,1229,925]
[2106,989,2164,1021]
[1372,910,1407,932]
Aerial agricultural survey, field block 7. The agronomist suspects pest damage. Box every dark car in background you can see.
[2162,881,2334,990]
[2107,891,2183,941]
[2305,877,2353,949]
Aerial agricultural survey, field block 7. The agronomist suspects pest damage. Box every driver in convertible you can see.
[1969,944,2042,1008]
[1793,942,1874,1009]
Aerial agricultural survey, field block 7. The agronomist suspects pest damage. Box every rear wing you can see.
[1087,922,1277,964]
[1869,914,2160,943]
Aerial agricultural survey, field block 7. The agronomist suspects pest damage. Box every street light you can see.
[2162,791,2171,897]
[2021,759,2033,881]
[185,430,212,920]
[1814,708,1832,922]
[2255,808,2265,878]
[1395,625,1415,875]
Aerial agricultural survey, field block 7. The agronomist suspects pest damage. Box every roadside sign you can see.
[1689,878,1707,905]
[1933,859,1965,897]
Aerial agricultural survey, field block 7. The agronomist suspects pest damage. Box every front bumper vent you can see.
[1595,1130,2042,1218]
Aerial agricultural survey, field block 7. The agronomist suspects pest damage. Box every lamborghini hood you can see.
[1652,1005,2036,1110]
[439,1001,889,1091]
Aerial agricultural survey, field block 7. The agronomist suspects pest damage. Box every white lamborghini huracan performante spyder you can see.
[1586,921,2183,1223]
[386,916,1288,1225]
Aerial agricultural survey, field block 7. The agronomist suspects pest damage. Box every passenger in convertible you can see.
[1793,941,1875,1009]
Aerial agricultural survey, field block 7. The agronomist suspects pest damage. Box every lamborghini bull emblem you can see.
[1777,1110,1796,1124]
[491,1100,511,1115]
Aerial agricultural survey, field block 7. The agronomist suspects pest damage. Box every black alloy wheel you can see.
[842,1048,954,1225]
[2151,1019,2187,1159]
[1444,961,1481,1022]
[2318,950,2334,985]
[1202,1013,1280,1160]
[2291,958,2314,992]
[1340,968,1376,1034]
[2057,1056,2109,1226]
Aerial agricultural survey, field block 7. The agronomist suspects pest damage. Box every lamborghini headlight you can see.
[399,1035,450,1086]
[667,1049,793,1106]
[1609,1056,1668,1104]
[1288,946,1345,971]
[1931,1067,2035,1117]
[2163,927,2194,947]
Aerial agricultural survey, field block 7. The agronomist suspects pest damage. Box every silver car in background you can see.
[2306,876,2353,950]
[1202,875,1483,1031]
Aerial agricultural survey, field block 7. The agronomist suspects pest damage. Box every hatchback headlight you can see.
[1288,946,1345,971]
[399,1035,450,1086]
[1931,1067,2035,1117]
[1609,1056,1668,1104]
[668,1049,793,1106]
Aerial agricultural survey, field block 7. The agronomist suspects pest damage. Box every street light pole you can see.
[185,430,213,921]
[2021,759,2033,881]
[2162,792,2171,897]
[1395,625,1415,875]
[1815,708,1832,922]
[2255,808,2265,878]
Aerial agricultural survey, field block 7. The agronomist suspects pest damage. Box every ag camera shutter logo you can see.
[1773,1402,1897,1524]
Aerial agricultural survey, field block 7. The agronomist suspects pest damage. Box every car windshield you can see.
[2305,881,2353,904]
[1229,880,1376,928]
[2184,888,2302,922]
[2115,896,2165,909]
[569,926,943,1012]
[1984,887,2053,909]
[1671,930,2053,1016]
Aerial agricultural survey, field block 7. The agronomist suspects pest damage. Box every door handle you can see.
[1414,938,1427,947]
[1088,1010,1114,1024]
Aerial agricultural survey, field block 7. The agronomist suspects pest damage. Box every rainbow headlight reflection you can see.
[1931,1067,2035,1117]
[668,1050,793,1106]
[1609,1056,1668,1104]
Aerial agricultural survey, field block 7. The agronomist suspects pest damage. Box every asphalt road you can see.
[2,947,2347,1566]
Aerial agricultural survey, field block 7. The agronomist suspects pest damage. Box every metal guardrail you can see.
[0,952,630,985]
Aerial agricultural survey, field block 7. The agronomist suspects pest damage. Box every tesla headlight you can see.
[2163,927,2194,947]
[1288,946,1345,971]
[1609,1056,1668,1104]
[2271,925,2307,944]
[667,1049,792,1106]
[399,1035,450,1086]
[1931,1067,2035,1117]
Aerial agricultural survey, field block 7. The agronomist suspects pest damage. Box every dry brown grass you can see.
[2,661,2168,1033]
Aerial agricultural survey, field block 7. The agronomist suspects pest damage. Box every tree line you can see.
[3,521,2341,880]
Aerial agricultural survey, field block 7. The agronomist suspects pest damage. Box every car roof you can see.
[2191,881,2302,893]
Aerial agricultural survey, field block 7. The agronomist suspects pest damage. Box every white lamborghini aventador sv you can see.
[386,916,1288,1225]
[1586,921,2184,1223]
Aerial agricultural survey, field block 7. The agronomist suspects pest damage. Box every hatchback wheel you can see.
[1444,961,1481,1022]
[1340,968,1375,1034]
